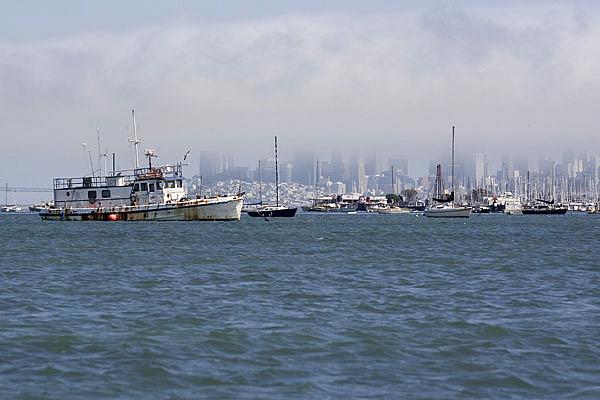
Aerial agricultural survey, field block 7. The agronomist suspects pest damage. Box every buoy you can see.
[108,214,118,221]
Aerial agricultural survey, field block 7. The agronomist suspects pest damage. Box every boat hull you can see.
[522,208,568,215]
[377,208,410,214]
[247,207,297,218]
[40,196,243,221]
[424,207,471,218]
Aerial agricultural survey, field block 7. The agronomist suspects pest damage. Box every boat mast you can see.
[258,159,263,204]
[391,164,395,195]
[130,109,141,169]
[451,126,455,205]
[275,136,279,207]
[315,160,319,204]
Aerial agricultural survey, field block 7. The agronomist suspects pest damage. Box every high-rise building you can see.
[389,158,408,176]
[282,162,293,184]
[292,151,315,185]
[330,150,347,183]
[198,151,221,179]
[348,152,367,193]
[222,154,234,173]
[593,155,600,181]
[365,151,378,175]
[475,153,487,188]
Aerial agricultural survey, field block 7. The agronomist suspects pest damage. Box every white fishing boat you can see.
[40,110,243,221]
[425,126,470,219]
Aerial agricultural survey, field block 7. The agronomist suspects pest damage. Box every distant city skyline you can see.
[2,0,600,192]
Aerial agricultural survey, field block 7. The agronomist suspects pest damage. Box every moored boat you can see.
[40,110,243,221]
[424,126,470,219]
[521,203,568,215]
[247,136,296,218]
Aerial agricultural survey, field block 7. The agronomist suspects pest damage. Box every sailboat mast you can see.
[275,136,279,207]
[451,126,455,198]
[391,164,395,195]
[315,160,319,203]
[258,159,263,204]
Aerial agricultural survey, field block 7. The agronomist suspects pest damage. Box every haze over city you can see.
[1,0,600,191]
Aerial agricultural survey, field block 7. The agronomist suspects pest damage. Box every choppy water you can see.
[1,212,599,399]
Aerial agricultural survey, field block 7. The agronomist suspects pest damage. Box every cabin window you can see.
[156,181,162,190]
[149,183,155,192]
[134,183,140,192]
[102,189,111,198]
[166,181,174,188]
[140,182,148,192]
[88,191,97,199]
[177,180,183,188]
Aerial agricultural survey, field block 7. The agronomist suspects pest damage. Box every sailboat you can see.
[1,185,22,212]
[424,126,471,218]
[247,136,297,218]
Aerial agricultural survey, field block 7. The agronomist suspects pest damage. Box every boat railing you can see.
[53,175,136,189]
[53,164,184,189]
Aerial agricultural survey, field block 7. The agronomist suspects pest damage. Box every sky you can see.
[1,0,600,195]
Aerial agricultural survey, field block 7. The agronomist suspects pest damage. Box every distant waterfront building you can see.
[365,151,378,175]
[330,181,346,194]
[293,151,315,185]
[330,150,348,183]
[222,154,234,174]
[282,162,293,184]
[475,153,488,188]
[348,153,367,194]
[199,151,221,179]
[389,157,408,176]
[593,155,600,182]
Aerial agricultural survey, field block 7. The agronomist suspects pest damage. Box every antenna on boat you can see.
[144,149,157,169]
[275,136,279,207]
[129,109,141,169]
[82,143,95,177]
[96,123,102,174]
[96,123,108,176]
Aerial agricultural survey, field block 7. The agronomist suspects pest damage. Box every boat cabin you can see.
[52,164,187,209]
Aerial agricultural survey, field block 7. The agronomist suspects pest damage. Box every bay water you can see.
[1,213,599,398]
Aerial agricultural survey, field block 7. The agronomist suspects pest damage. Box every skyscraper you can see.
[348,152,367,194]
[365,151,378,175]
[389,158,408,176]
[292,151,315,185]
[198,151,221,179]
[475,153,487,188]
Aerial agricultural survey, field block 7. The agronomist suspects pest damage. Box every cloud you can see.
[1,3,600,185]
